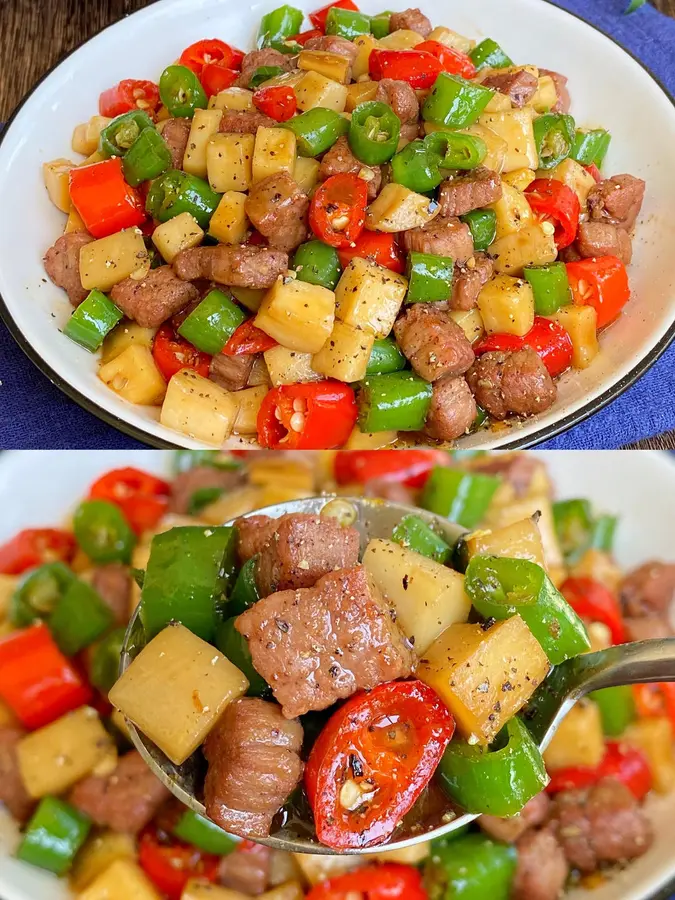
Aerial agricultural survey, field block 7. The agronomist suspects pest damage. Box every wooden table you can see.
[1,0,673,450]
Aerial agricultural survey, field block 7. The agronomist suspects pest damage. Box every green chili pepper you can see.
[99,111,155,158]
[391,140,444,193]
[292,240,342,290]
[122,127,173,187]
[49,579,115,656]
[406,251,454,303]
[325,6,372,39]
[465,555,590,664]
[424,833,517,900]
[63,289,124,352]
[590,685,636,737]
[370,10,391,38]
[188,487,225,515]
[570,129,611,168]
[438,716,548,817]
[10,563,75,627]
[90,627,126,694]
[146,170,221,229]
[282,108,349,157]
[173,450,243,473]
[533,113,576,171]
[460,209,497,252]
[216,617,268,696]
[258,5,304,48]
[524,262,572,315]
[420,467,500,529]
[590,514,617,553]
[16,797,91,875]
[249,66,286,89]
[552,498,595,564]
[358,372,433,433]
[424,130,487,170]
[473,406,489,429]
[73,500,136,564]
[349,101,400,165]
[423,73,494,129]
[366,337,407,375]
[391,515,452,564]
[140,526,237,642]
[469,38,514,71]
[173,808,238,855]
[229,555,260,615]
[178,289,247,355]
[159,65,208,118]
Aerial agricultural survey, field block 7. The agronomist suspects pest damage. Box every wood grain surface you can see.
[0,0,673,450]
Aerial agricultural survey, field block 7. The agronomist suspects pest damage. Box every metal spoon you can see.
[119,496,675,855]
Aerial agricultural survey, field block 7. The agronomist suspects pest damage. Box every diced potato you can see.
[259,484,314,506]
[155,105,170,122]
[255,277,335,353]
[259,70,306,90]
[298,50,351,84]
[586,621,612,653]
[232,384,269,434]
[427,26,475,53]
[363,539,470,654]
[207,133,255,192]
[623,718,675,793]
[183,108,224,177]
[264,345,322,386]
[69,832,137,892]
[64,206,88,234]
[344,427,398,449]
[376,843,430,865]
[80,228,149,292]
[335,257,407,338]
[109,709,132,741]
[501,167,537,192]
[489,182,534,239]
[419,616,549,744]
[293,854,362,886]
[72,116,111,156]
[489,223,557,276]
[366,183,439,233]
[152,211,204,262]
[379,29,424,49]
[261,885,305,900]
[549,305,598,369]
[78,859,161,900]
[483,494,563,575]
[209,191,249,244]
[544,700,605,770]
[109,623,248,765]
[80,150,106,166]
[295,71,348,113]
[248,458,315,491]
[199,485,265,524]
[449,308,485,344]
[99,345,166,406]
[160,369,238,444]
[72,124,91,156]
[546,158,597,208]
[231,286,266,313]
[528,75,558,113]
[346,81,379,112]
[268,852,303,888]
[352,34,381,79]
[293,156,321,194]
[477,274,535,337]
[43,159,74,213]
[17,707,117,798]
[209,87,254,111]
[457,123,507,174]
[569,549,622,593]
[465,517,547,569]
[101,322,158,364]
[0,574,17,621]
[252,127,297,182]
[312,320,374,382]
[484,92,512,113]
[183,882,248,900]
[479,109,538,172]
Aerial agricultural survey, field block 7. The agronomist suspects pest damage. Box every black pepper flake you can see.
[481,617,496,631]
[501,681,513,692]
[275,618,289,632]
[402,574,409,591]
[349,754,364,777]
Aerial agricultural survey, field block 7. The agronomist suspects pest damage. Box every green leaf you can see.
[625,0,647,13]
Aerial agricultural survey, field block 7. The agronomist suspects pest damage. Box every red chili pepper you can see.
[0,624,93,730]
[547,742,652,802]
[200,63,239,97]
[139,828,219,900]
[69,158,146,239]
[253,85,297,122]
[99,79,160,118]
[152,323,211,381]
[179,39,244,75]
[566,256,630,329]
[415,40,477,79]
[305,680,455,849]
[309,173,368,249]
[474,316,573,378]
[89,467,170,536]
[560,576,626,645]
[307,863,427,900]
[633,683,675,729]
[369,50,443,90]
[0,529,76,576]
[525,178,580,250]
[223,318,278,355]
[334,449,447,487]
[337,231,405,273]
[258,381,357,450]
[309,0,359,30]
[291,28,324,44]
[585,163,602,182]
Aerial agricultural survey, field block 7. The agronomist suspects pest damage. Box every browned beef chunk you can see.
[68,751,169,834]
[161,117,191,169]
[209,353,255,391]
[219,110,277,133]
[91,564,131,627]
[0,727,34,822]
[110,266,199,328]
[466,348,557,420]
[363,479,417,505]
[624,615,672,642]
[218,843,271,895]
[236,565,415,718]
[255,513,360,596]
[512,827,569,900]
[481,70,539,108]
[402,215,474,263]
[169,465,245,515]
[236,50,292,89]
[621,561,675,617]
[450,253,494,311]
[539,69,571,113]
[400,121,422,144]
[424,375,477,441]
[304,34,359,62]
[173,245,288,289]
[575,221,632,265]
[235,514,279,563]
[550,778,653,873]
[319,136,382,200]
[471,452,543,498]
[245,173,309,252]
[394,304,475,382]
[204,698,303,838]
[374,79,419,122]
[44,233,93,307]
[480,792,551,843]
[389,7,432,35]
[587,174,646,232]
[438,167,503,218]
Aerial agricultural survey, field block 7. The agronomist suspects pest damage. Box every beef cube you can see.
[394,304,475,382]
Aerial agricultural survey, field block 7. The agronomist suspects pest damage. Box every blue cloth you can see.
[0,0,674,449]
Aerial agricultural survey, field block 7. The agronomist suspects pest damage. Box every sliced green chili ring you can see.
[370,11,392,38]
[16,797,91,876]
[357,372,433,433]
[292,240,342,290]
[258,5,304,48]
[524,262,572,315]
[590,685,636,737]
[99,110,155,158]
[469,38,514,71]
[422,73,494,129]
[229,554,260,615]
[570,129,611,168]
[325,6,372,39]
[10,562,76,627]
[391,514,452,564]
[406,251,454,303]
[173,808,238,855]
[366,337,407,375]
[90,627,127,694]
[473,405,489,430]
[178,288,247,355]
[390,140,444,193]
[424,130,487,170]
[63,289,124,352]
[349,101,401,165]
[281,108,349,157]
[552,498,594,564]
[216,617,268,696]
[249,65,286,89]
[146,170,221,229]
[424,833,517,900]
[589,514,618,553]
[49,579,115,656]
[188,487,226,516]
[173,450,243,473]
[73,500,136,564]
[122,127,173,186]
[533,113,576,170]
[420,467,500,529]
[159,65,208,118]
[460,209,497,252]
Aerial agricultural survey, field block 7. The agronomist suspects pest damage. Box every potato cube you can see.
[80,228,149,292]
[209,191,249,244]
[335,257,407,337]
[252,127,297,183]
[264,345,321,386]
[232,384,269,434]
[547,158,597,208]
[456,123,507,174]
[378,29,424,49]
[449,308,484,343]
[298,50,351,84]
[0,574,17,621]
[489,224,557,276]
[70,831,137,893]
[352,34,381,79]
[543,700,605,770]
[489,182,534,240]
[64,206,88,234]
[72,116,111,156]
[152,211,204,262]
[569,548,623,594]
[312,320,374,382]
[207,133,255,192]
[366,183,439,233]
[346,81,378,112]
[477,274,535,336]
[293,156,321,194]
[78,859,161,900]
[255,278,335,353]
[261,885,304,900]
[183,882,249,900]
[43,159,74,212]
[465,517,547,569]
[344,427,398,449]
[295,71,348,113]
[549,305,598,369]
[501,168,536,192]
[101,322,158,364]
[623,718,675,793]
[479,109,538,172]
[418,616,549,744]
[209,88,253,111]
[528,76,558,114]
[427,26,474,53]
[109,623,248,765]
[99,345,166,406]
[183,108,224,177]
[483,495,563,575]
[160,369,238,444]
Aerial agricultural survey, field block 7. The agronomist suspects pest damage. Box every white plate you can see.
[0,449,674,899]
[0,0,674,449]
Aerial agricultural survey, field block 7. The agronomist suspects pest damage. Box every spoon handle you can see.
[571,638,675,696]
